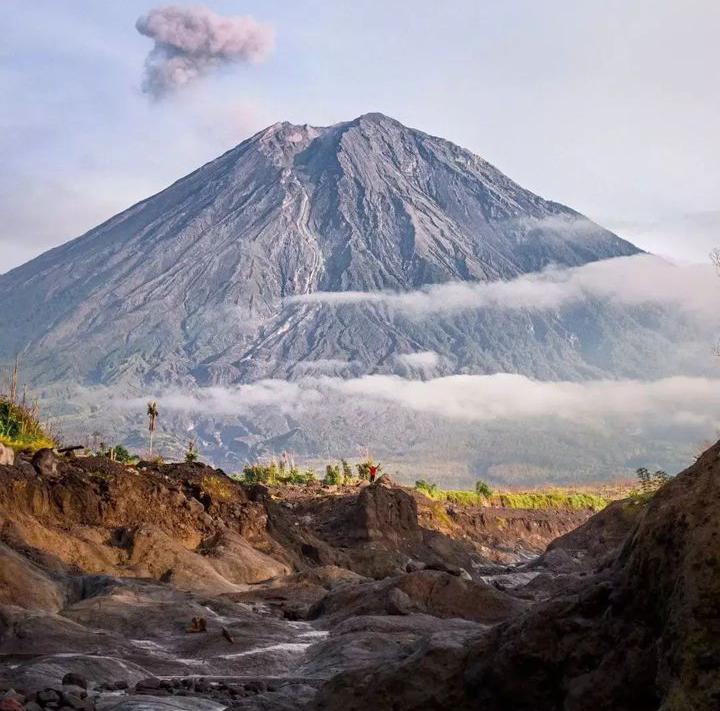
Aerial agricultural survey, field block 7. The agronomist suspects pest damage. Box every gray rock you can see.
[96,696,226,710]
[38,689,61,703]
[62,673,88,690]
[385,587,413,616]
[61,686,87,700]
[32,449,59,478]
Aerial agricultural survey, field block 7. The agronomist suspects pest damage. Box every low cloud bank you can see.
[287,254,718,318]
[136,5,274,98]
[87,373,720,433]
[395,351,442,370]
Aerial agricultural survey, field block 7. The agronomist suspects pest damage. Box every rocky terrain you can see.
[313,444,720,711]
[0,445,625,710]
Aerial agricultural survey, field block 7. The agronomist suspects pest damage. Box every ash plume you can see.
[136,5,274,99]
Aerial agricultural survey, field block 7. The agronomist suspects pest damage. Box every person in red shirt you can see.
[369,464,378,483]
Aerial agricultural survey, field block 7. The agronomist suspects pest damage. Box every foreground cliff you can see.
[0,449,593,710]
[314,443,720,711]
[2,443,715,709]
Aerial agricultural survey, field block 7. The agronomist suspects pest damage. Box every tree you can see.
[475,480,493,500]
[341,458,353,484]
[185,440,198,463]
[146,401,159,456]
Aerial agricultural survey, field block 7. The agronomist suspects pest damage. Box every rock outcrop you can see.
[312,443,720,710]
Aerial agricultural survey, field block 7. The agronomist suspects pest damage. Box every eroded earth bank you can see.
[0,445,718,710]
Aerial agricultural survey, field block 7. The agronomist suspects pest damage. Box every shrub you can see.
[341,458,353,484]
[635,467,672,497]
[184,440,199,463]
[295,468,317,486]
[415,479,438,497]
[112,445,136,463]
[324,463,342,486]
[239,463,316,486]
[242,463,274,485]
[443,490,480,506]
[475,480,493,499]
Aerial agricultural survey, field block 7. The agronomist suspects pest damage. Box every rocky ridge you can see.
[0,447,605,710]
[313,443,720,710]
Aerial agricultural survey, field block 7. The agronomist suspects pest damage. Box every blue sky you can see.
[1,0,718,270]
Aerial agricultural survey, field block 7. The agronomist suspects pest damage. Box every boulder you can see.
[0,542,64,611]
[313,569,527,623]
[0,442,14,466]
[31,448,59,478]
[385,587,413,616]
[62,673,88,690]
[348,482,423,545]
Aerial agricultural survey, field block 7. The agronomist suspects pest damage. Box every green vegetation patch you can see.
[0,398,56,452]
[495,491,608,511]
[415,478,608,511]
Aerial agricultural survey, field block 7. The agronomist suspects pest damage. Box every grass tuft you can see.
[0,398,56,452]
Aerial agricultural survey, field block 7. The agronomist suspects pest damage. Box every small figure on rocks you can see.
[369,464,378,483]
[188,616,207,633]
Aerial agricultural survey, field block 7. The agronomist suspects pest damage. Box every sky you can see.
[1,0,719,272]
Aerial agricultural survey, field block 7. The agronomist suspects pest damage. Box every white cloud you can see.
[324,374,720,430]
[288,254,719,319]
[395,351,442,370]
[82,373,720,434]
[292,358,359,372]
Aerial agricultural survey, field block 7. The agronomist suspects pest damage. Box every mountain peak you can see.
[0,113,640,388]
[351,111,398,124]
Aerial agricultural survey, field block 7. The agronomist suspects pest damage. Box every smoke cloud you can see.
[136,5,274,98]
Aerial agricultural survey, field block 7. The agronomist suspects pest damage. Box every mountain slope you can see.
[0,113,639,386]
